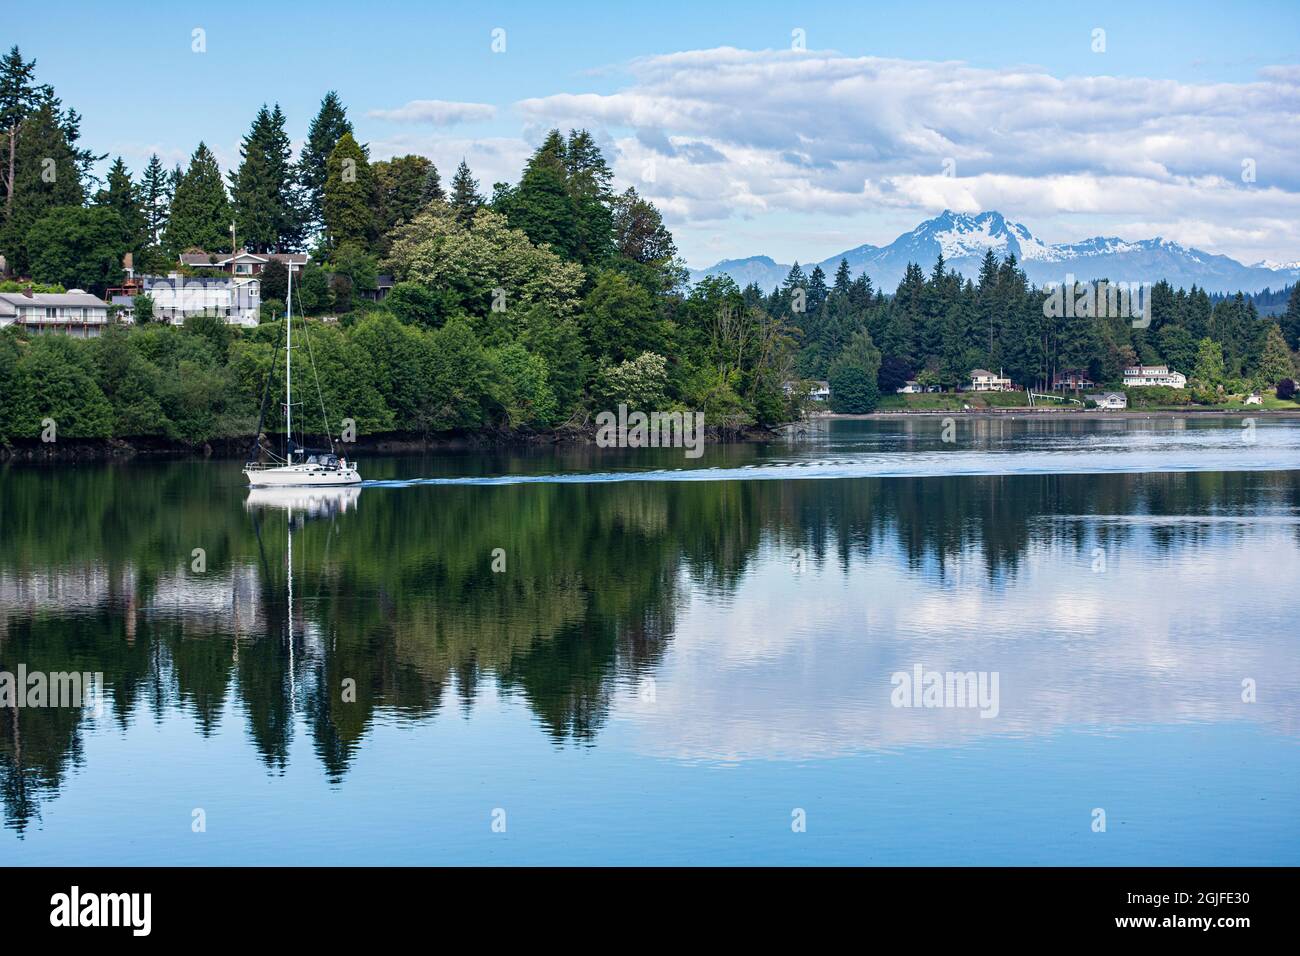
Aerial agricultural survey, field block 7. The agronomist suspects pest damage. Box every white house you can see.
[0,289,112,337]
[1123,365,1186,388]
[1085,391,1128,410]
[1244,392,1262,405]
[969,368,1014,391]
[179,250,308,277]
[137,274,261,327]
[782,380,832,401]
[896,380,922,394]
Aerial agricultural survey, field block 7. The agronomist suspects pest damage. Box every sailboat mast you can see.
[285,262,293,457]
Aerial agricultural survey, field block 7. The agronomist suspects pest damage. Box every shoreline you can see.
[0,424,778,462]
[813,408,1300,421]
[3,410,1297,462]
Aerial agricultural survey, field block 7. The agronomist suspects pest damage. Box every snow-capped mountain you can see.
[688,210,1299,295]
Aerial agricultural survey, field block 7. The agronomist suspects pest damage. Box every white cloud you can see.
[367,99,496,125]
[515,48,1300,264]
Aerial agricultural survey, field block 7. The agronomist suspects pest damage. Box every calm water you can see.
[1,417,1298,865]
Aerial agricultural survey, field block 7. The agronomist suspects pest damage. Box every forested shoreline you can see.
[1,43,1299,455]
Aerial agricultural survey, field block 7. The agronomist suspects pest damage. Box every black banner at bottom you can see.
[1,866,1282,941]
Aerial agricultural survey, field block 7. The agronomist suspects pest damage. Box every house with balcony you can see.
[179,251,308,277]
[115,274,261,327]
[1052,368,1096,390]
[969,368,1014,391]
[0,290,112,337]
[1123,365,1186,388]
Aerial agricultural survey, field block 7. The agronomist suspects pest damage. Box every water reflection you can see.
[1,430,1299,835]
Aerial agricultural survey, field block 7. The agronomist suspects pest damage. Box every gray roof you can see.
[0,291,108,310]
[180,251,309,266]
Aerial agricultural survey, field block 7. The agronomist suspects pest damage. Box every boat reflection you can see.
[245,484,361,519]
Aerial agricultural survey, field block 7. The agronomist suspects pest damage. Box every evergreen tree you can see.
[27,205,126,293]
[448,159,482,224]
[164,142,231,255]
[140,153,170,245]
[322,132,375,251]
[563,129,614,265]
[373,154,432,235]
[497,131,578,256]
[94,156,147,257]
[297,91,351,235]
[833,258,852,294]
[0,98,83,273]
[265,105,299,249]
[230,105,297,252]
[1281,283,1300,350]
[420,162,444,204]
[1256,323,1294,387]
[828,328,882,413]
[781,262,808,314]
[1193,337,1225,388]
[807,265,829,314]
[0,45,40,225]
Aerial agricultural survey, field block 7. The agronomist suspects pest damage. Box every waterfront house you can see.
[782,380,832,401]
[116,274,261,327]
[1085,391,1128,410]
[969,368,1014,391]
[179,250,308,277]
[1053,368,1096,390]
[1123,364,1186,388]
[896,380,922,394]
[0,289,112,337]
[1244,392,1262,405]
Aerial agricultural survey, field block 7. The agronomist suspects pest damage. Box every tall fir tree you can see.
[140,153,170,246]
[448,159,482,224]
[420,162,444,204]
[230,104,297,252]
[164,142,231,256]
[807,265,829,314]
[95,156,147,257]
[0,45,41,227]
[322,132,375,251]
[562,129,614,266]
[496,131,578,255]
[833,258,852,294]
[265,104,299,249]
[297,91,351,236]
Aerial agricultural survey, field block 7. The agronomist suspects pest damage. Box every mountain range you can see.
[688,211,1299,296]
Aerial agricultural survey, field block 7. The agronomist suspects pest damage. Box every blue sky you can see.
[12,0,1300,266]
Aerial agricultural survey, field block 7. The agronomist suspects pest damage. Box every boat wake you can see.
[362,453,1299,488]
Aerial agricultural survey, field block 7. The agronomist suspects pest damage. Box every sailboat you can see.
[243,261,361,487]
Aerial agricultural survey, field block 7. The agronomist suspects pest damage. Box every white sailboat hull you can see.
[243,464,362,487]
